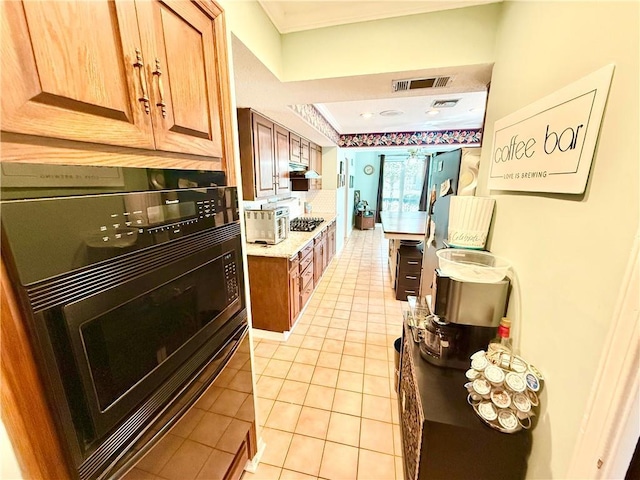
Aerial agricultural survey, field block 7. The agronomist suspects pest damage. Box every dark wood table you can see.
[380,211,427,241]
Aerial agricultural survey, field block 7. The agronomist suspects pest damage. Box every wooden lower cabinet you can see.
[225,425,257,480]
[247,256,291,333]
[313,230,327,287]
[248,225,336,334]
[247,252,309,333]
[288,256,301,326]
[328,221,336,261]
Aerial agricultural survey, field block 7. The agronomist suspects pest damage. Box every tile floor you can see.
[244,225,407,480]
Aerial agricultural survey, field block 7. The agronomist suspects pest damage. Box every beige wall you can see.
[477,1,639,478]
[218,0,283,78]
[222,2,501,82]
[280,3,501,80]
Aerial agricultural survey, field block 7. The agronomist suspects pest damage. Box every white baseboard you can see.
[251,328,289,342]
[244,436,266,473]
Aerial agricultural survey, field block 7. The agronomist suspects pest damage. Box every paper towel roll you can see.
[447,196,495,249]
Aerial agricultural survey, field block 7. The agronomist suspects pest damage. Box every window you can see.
[381,155,428,212]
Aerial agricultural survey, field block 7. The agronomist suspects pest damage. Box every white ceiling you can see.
[316,91,488,133]
[232,1,498,149]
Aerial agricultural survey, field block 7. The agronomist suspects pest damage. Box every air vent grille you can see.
[392,76,452,92]
[393,80,410,92]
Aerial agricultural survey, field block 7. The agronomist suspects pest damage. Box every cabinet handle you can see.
[133,49,150,114]
[152,58,167,118]
[408,261,420,265]
[406,275,417,280]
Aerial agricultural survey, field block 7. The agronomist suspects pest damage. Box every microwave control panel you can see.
[223,252,239,303]
[0,187,240,286]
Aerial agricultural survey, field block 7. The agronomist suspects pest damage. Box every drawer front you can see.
[396,286,419,301]
[299,241,313,260]
[398,257,422,274]
[300,279,314,306]
[300,262,314,288]
[290,256,299,272]
[299,251,313,273]
[397,272,421,288]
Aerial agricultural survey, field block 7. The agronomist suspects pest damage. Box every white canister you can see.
[447,196,496,249]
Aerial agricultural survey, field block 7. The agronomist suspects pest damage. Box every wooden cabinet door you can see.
[1,0,154,149]
[289,260,300,327]
[313,145,323,190]
[274,125,291,195]
[309,143,317,188]
[290,133,301,163]
[313,242,323,287]
[309,143,316,164]
[251,113,276,198]
[136,0,224,157]
[300,139,310,166]
[321,236,328,273]
[328,224,336,261]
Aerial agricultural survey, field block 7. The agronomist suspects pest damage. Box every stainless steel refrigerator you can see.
[420,148,462,298]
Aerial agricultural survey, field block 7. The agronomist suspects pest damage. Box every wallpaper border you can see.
[338,129,482,148]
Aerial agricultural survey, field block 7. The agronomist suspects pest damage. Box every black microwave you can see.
[1,163,247,479]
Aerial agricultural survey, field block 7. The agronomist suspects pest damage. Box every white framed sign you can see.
[488,64,614,194]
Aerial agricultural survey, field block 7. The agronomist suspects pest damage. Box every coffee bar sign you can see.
[489,64,614,194]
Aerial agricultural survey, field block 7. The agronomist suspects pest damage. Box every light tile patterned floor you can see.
[244,226,406,480]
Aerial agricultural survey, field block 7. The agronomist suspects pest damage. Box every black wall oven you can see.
[0,164,250,479]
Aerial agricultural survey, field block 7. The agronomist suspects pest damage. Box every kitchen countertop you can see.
[245,214,337,258]
[380,211,427,241]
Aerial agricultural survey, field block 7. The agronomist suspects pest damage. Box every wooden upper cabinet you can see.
[315,145,323,189]
[1,0,155,149]
[1,0,226,159]
[300,139,310,166]
[274,125,290,195]
[136,0,224,157]
[252,113,277,198]
[290,133,301,163]
[310,143,322,190]
[309,144,317,170]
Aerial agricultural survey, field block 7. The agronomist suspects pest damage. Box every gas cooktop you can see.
[290,217,325,232]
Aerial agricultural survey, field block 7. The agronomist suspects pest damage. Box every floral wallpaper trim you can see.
[338,129,482,148]
[290,104,341,144]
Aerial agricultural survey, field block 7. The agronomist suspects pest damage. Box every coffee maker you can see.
[420,269,510,369]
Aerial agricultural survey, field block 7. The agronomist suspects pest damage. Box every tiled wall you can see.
[303,190,336,215]
[242,195,303,218]
[243,189,336,220]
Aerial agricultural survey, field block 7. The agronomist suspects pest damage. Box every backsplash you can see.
[242,194,304,218]
[300,190,336,215]
[242,189,336,219]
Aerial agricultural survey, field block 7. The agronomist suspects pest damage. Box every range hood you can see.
[291,170,321,179]
[289,163,321,179]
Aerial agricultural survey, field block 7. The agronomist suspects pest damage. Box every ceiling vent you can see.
[392,76,452,92]
[432,99,460,108]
